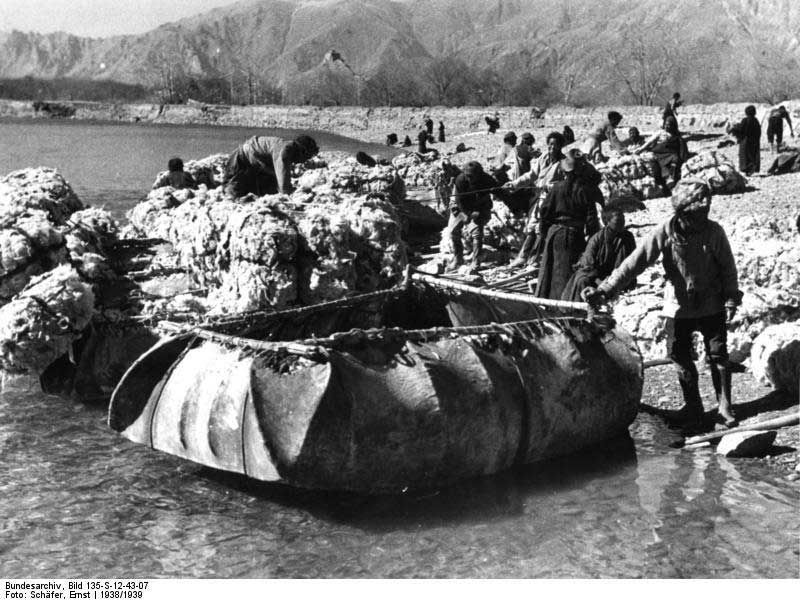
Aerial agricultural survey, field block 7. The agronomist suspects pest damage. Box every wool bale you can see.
[0,266,94,374]
[225,205,299,265]
[681,151,746,194]
[0,167,83,224]
[750,322,800,395]
[208,262,297,313]
[0,210,68,303]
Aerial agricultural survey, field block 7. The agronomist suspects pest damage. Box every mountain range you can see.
[1,0,798,105]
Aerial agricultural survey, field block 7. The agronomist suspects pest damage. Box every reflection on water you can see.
[1,376,798,578]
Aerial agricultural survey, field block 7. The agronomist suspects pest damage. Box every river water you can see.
[1,119,799,578]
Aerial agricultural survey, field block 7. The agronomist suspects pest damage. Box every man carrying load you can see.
[763,105,794,153]
[583,181,743,431]
[225,135,319,197]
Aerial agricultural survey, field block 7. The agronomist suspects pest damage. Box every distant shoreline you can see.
[1,98,795,141]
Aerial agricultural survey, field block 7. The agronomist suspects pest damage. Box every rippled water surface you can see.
[2,376,798,578]
[1,120,799,578]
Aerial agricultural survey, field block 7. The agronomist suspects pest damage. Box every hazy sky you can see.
[0,0,244,37]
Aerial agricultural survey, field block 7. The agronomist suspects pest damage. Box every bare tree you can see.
[424,56,470,104]
[747,40,800,104]
[608,24,687,106]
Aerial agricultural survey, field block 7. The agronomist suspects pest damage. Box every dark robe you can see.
[733,116,761,174]
[438,122,446,142]
[535,177,600,300]
[561,227,636,301]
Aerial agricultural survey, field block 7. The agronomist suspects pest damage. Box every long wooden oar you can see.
[683,413,799,446]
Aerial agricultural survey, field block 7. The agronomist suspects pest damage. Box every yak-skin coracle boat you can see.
[108,274,643,494]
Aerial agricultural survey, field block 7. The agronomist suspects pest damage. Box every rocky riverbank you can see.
[2,98,799,143]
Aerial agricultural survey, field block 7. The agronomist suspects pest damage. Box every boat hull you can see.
[109,321,642,493]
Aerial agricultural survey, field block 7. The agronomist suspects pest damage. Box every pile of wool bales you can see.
[681,151,747,194]
[0,168,121,303]
[391,152,445,188]
[126,161,408,313]
[0,167,126,375]
[294,158,406,206]
[598,153,663,204]
[0,167,83,223]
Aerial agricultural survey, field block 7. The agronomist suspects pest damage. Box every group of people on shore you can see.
[440,97,762,431]
[160,96,796,432]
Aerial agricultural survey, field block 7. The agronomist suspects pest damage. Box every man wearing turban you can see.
[583,181,743,431]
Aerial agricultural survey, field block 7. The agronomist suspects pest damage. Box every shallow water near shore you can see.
[1,119,799,578]
[1,375,798,578]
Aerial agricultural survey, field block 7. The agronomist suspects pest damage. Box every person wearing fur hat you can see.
[446,161,497,272]
[225,134,319,197]
[583,181,743,431]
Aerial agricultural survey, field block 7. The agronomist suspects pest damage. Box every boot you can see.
[510,233,535,268]
[676,363,705,432]
[710,362,737,427]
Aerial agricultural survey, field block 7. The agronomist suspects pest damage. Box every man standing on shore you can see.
[583,181,743,431]
[502,131,567,267]
[225,135,319,196]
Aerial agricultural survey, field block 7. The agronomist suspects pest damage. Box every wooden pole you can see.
[411,272,590,312]
[683,413,799,446]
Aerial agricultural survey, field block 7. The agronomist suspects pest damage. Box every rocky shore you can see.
[2,98,799,142]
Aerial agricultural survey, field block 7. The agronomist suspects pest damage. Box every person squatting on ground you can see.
[502,131,566,268]
[728,105,761,176]
[583,182,743,431]
[534,149,600,300]
[635,116,689,194]
[166,157,196,189]
[446,161,496,272]
[561,207,635,302]
[583,111,629,162]
[764,105,794,152]
[226,135,319,196]
[625,127,645,148]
